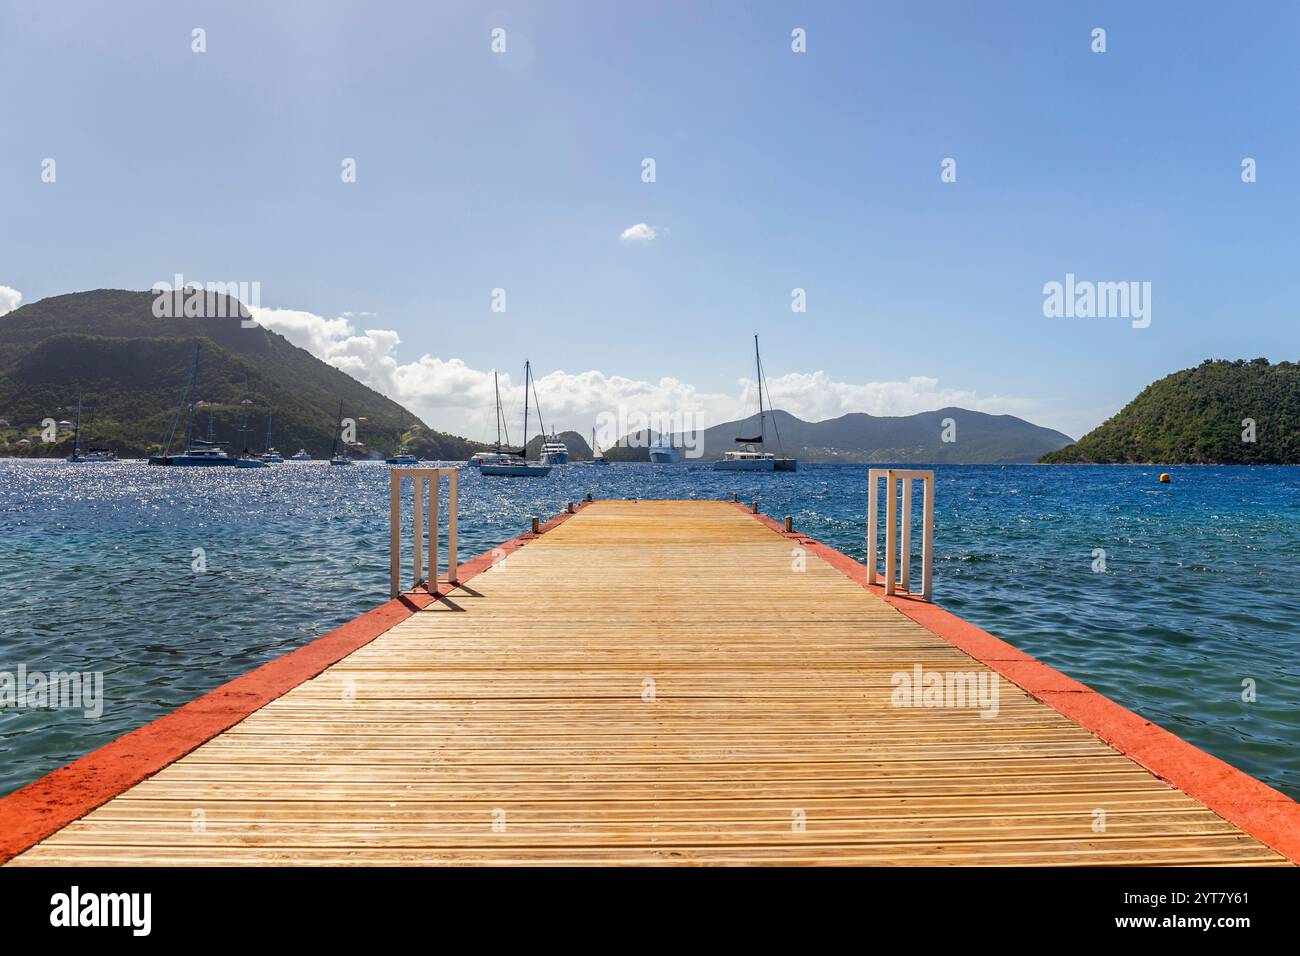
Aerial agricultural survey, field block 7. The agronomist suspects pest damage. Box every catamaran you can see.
[479,365,552,477]
[713,334,797,472]
[329,399,353,466]
[148,344,239,466]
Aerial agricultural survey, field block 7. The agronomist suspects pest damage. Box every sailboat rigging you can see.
[479,361,552,477]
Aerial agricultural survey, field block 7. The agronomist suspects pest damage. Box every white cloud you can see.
[247,304,1052,440]
[759,371,1039,421]
[619,223,657,242]
[0,285,22,317]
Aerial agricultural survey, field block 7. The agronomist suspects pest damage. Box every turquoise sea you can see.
[1,460,1297,799]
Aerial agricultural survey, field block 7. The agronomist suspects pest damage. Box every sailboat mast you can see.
[237,377,250,453]
[494,371,503,452]
[332,399,344,458]
[183,344,201,451]
[72,393,83,454]
[522,361,531,458]
[755,334,765,447]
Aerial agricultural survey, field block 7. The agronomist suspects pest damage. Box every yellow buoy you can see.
[1159,473,1171,483]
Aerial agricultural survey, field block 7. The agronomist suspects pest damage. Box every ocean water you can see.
[1,460,1297,800]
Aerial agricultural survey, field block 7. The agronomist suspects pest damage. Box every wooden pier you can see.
[3,499,1297,866]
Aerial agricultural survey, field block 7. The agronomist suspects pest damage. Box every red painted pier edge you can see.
[738,503,1300,864]
[0,501,589,864]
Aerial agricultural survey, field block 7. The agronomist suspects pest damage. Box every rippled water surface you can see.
[1,460,1297,798]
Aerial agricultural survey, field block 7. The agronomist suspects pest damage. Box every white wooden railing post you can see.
[390,467,460,596]
[921,474,934,601]
[389,470,401,597]
[413,474,424,588]
[884,471,898,596]
[867,469,881,585]
[867,468,934,602]
[448,469,459,584]
[900,476,912,593]
[429,473,439,591]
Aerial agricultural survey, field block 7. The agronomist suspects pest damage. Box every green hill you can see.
[0,290,486,460]
[1041,359,1300,464]
[610,408,1074,464]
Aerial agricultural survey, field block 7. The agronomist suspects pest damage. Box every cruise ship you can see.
[648,437,680,464]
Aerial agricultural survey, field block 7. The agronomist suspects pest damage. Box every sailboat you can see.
[64,394,86,463]
[234,379,269,468]
[65,396,117,462]
[148,344,237,466]
[480,363,552,477]
[591,427,609,465]
[713,335,797,472]
[385,410,420,465]
[329,399,353,466]
[259,411,284,463]
[81,402,117,462]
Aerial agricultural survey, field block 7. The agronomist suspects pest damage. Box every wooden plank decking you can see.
[7,500,1293,865]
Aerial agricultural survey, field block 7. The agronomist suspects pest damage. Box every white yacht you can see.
[539,435,569,465]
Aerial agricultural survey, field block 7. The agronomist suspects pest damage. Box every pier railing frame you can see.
[867,468,934,601]
[390,467,458,597]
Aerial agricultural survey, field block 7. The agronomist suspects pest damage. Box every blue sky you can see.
[2,0,1297,440]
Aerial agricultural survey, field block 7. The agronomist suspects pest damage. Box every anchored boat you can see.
[713,335,797,472]
[480,365,551,477]
[234,379,269,468]
[259,412,284,463]
[148,345,239,466]
[539,435,569,465]
[65,395,117,462]
[64,394,87,463]
[385,411,421,465]
[591,428,609,465]
[329,400,353,466]
[649,434,680,464]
